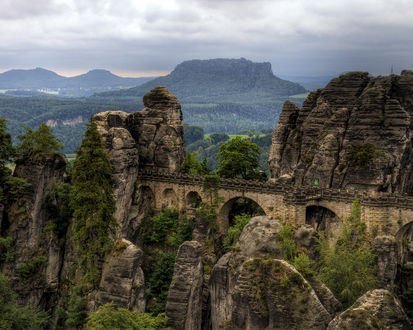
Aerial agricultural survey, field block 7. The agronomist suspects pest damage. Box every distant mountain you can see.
[0,67,155,91]
[92,58,307,133]
[94,58,306,102]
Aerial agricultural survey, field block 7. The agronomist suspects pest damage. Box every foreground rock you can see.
[91,239,145,312]
[166,241,203,330]
[328,289,411,329]
[269,71,413,193]
[209,216,338,329]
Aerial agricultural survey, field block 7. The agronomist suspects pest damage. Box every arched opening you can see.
[162,188,177,209]
[306,205,341,243]
[186,191,202,208]
[218,197,265,232]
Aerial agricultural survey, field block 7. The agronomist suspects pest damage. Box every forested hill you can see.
[93,58,306,101]
[0,67,154,90]
[91,58,307,133]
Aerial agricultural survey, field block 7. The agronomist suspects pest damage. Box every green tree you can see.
[317,199,377,308]
[0,273,49,329]
[70,120,118,287]
[217,136,260,179]
[181,151,210,176]
[86,302,170,329]
[17,123,63,158]
[0,118,30,203]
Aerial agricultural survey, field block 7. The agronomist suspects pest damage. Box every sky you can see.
[1,0,413,77]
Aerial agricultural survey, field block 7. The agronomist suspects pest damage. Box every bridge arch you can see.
[162,188,178,209]
[218,196,266,232]
[186,191,202,209]
[305,204,342,243]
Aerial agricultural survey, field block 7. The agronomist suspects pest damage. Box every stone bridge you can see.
[137,170,413,237]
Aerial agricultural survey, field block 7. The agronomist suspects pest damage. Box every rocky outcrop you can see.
[209,216,338,330]
[91,239,145,312]
[269,71,413,194]
[93,86,185,241]
[2,153,66,307]
[166,241,203,330]
[126,86,185,173]
[373,236,398,287]
[328,289,411,329]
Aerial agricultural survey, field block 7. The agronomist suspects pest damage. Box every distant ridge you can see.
[94,58,306,101]
[0,67,155,89]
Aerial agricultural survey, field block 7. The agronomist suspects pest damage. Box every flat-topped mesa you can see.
[268,70,413,194]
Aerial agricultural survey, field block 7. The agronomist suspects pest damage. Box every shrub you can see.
[293,252,315,277]
[146,253,176,315]
[65,286,87,328]
[279,224,296,262]
[317,199,377,308]
[17,256,48,278]
[0,236,14,263]
[86,302,170,329]
[141,209,179,245]
[224,213,251,248]
[0,273,49,329]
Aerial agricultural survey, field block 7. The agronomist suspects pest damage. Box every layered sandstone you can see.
[269,71,413,194]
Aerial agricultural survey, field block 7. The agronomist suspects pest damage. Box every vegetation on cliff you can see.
[70,120,118,287]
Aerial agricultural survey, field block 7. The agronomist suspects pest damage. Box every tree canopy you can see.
[216,137,261,179]
[70,120,118,287]
[17,123,63,158]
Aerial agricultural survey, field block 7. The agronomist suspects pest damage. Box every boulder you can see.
[327,289,411,329]
[166,241,203,330]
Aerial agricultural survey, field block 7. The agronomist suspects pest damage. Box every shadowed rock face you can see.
[269,71,413,194]
[327,289,411,329]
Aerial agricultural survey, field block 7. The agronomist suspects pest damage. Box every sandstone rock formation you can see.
[166,241,203,330]
[209,216,338,330]
[373,235,398,287]
[2,153,66,307]
[327,289,411,329]
[92,239,145,312]
[269,71,413,194]
[92,86,185,241]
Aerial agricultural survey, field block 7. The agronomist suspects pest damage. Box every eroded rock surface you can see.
[269,71,413,194]
[92,239,145,312]
[328,289,411,329]
[373,235,398,287]
[209,216,337,330]
[166,241,203,330]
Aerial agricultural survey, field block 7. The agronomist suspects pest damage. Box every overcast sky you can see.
[1,0,413,77]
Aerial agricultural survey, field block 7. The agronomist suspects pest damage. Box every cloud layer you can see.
[1,0,413,76]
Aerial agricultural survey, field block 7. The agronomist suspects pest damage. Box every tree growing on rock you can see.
[70,120,118,287]
[216,137,260,180]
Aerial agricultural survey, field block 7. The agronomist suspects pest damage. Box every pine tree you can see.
[70,121,118,287]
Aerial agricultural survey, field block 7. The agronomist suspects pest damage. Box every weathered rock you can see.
[307,276,342,316]
[269,71,413,194]
[166,241,203,330]
[93,87,185,241]
[236,215,282,260]
[231,258,331,330]
[126,86,185,173]
[209,216,336,330]
[373,235,398,287]
[93,111,140,237]
[92,239,145,312]
[3,153,66,307]
[327,289,411,329]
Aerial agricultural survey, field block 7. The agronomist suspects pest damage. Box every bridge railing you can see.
[137,170,413,208]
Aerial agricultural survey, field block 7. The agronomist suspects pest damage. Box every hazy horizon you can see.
[2,0,413,77]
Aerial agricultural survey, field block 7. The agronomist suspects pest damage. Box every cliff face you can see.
[269,71,413,193]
